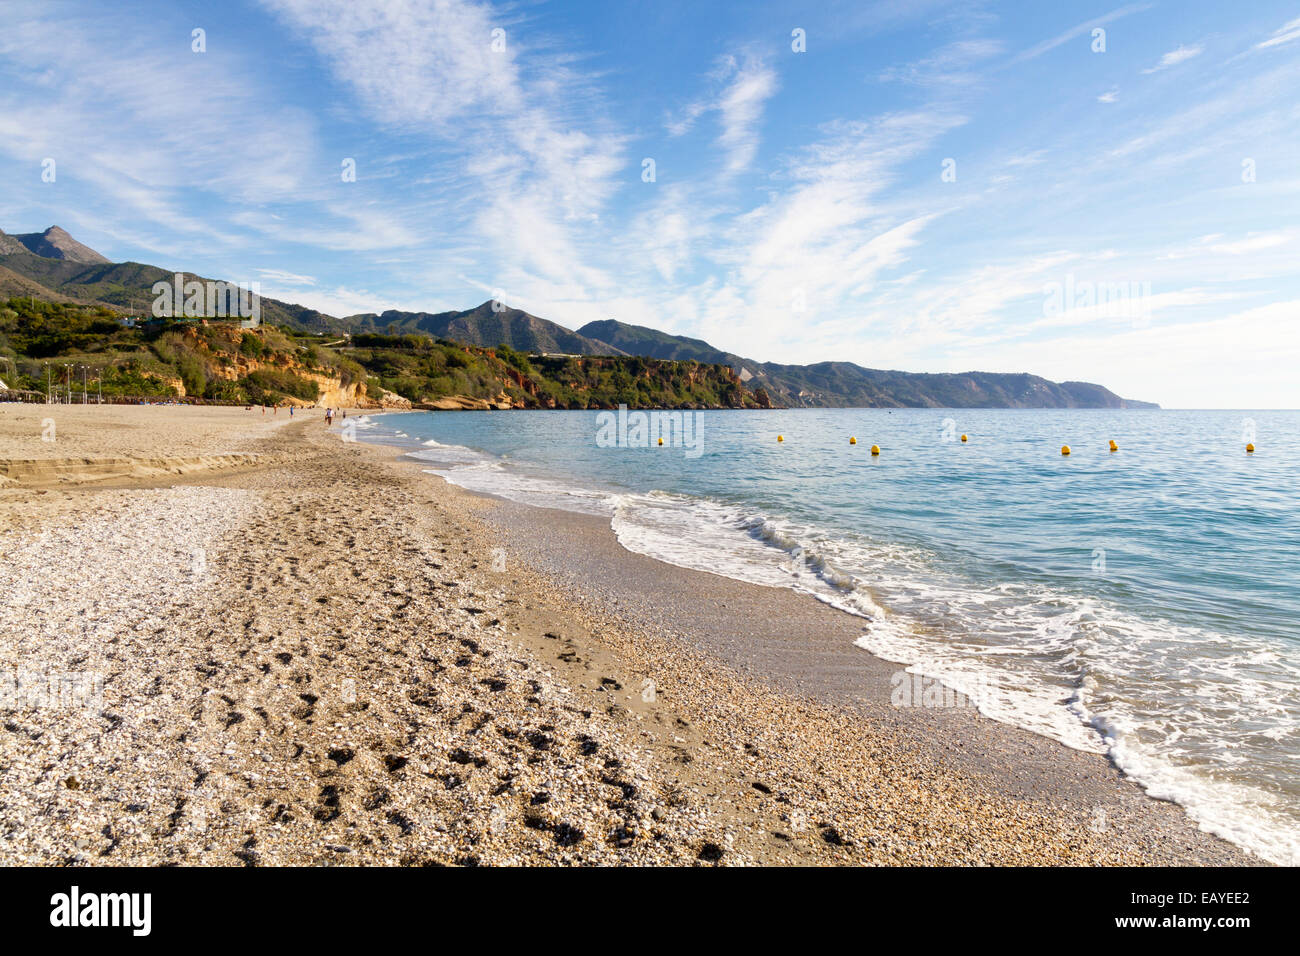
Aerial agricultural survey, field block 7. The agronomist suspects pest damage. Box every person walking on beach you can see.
[325,407,333,426]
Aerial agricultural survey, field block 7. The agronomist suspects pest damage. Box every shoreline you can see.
[386,443,1257,866]
[0,404,1259,864]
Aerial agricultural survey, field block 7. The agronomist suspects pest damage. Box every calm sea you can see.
[356,407,1300,864]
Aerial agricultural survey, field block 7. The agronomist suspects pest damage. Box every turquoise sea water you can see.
[357,407,1300,863]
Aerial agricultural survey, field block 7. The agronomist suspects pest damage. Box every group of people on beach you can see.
[243,403,342,424]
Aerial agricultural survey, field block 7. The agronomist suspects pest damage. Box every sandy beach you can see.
[0,404,1257,865]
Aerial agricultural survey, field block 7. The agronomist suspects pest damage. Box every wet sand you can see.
[479,496,1252,859]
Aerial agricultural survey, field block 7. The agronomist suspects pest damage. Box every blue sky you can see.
[2,1,1298,407]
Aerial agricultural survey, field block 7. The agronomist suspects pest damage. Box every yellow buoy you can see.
[849,436,857,445]
[1109,439,1118,452]
[1247,443,1255,453]
[1061,445,1071,456]
[657,437,663,446]
[960,434,968,442]
[870,444,880,456]
[777,435,784,442]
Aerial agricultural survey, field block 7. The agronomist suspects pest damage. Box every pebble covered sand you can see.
[0,405,1257,865]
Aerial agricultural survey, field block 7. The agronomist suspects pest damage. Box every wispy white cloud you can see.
[1142,43,1204,73]
[667,55,778,174]
[1256,16,1300,49]
[716,57,779,174]
[1208,231,1294,255]
[231,205,427,253]
[0,12,317,208]
[626,184,708,284]
[1097,89,1119,103]
[1005,151,1047,168]
[257,269,317,286]
[681,112,964,359]
[258,284,433,319]
[261,0,625,295]
[880,38,1004,86]
[1013,3,1152,62]
[261,0,521,129]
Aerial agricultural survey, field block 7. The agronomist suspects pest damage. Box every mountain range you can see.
[0,225,1158,408]
[346,302,627,357]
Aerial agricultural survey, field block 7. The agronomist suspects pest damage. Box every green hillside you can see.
[343,334,759,408]
[0,297,348,403]
[0,298,763,409]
